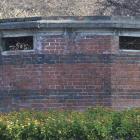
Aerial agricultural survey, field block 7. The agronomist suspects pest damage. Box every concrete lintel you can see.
[0,16,140,30]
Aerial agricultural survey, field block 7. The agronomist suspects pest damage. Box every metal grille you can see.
[2,36,33,51]
[120,36,140,50]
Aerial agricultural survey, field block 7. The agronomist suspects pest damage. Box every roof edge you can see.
[0,16,140,30]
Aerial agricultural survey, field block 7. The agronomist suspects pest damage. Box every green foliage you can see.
[0,108,139,140]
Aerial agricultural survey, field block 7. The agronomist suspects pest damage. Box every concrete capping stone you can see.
[1,16,140,30]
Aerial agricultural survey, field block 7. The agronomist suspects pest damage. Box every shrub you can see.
[0,108,139,139]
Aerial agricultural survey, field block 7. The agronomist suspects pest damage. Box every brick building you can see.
[0,16,140,111]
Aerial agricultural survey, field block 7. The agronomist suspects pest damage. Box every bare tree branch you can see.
[96,0,140,16]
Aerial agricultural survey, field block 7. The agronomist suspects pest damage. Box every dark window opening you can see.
[120,36,140,50]
[2,36,33,51]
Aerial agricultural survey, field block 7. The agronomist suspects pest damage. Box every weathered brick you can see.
[0,20,139,111]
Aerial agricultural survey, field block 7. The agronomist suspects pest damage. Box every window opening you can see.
[120,36,140,50]
[2,36,33,51]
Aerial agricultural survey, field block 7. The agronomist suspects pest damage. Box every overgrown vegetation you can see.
[0,0,140,19]
[0,0,98,18]
[0,108,140,140]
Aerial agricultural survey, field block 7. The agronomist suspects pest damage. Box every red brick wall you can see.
[1,32,139,111]
[110,36,140,109]
[0,33,113,111]
[112,55,140,109]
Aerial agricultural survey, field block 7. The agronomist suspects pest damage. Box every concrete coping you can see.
[1,16,140,30]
